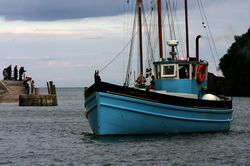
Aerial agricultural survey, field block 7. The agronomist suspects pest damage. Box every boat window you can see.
[161,64,176,78]
[179,65,190,79]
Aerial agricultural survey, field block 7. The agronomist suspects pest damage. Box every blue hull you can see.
[85,91,233,135]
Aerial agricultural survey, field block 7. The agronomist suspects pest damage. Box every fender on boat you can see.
[202,94,220,101]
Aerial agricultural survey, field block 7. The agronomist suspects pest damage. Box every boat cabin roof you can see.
[153,59,205,65]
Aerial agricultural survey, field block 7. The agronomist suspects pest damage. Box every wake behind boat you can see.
[84,0,234,135]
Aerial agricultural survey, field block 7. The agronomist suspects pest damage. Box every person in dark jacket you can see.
[3,68,8,80]
[23,79,30,94]
[19,67,26,81]
[14,65,18,80]
[31,80,35,94]
[7,65,12,80]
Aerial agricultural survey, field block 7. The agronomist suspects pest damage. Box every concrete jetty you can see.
[0,80,26,103]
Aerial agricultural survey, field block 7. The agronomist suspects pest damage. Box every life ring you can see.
[196,64,206,83]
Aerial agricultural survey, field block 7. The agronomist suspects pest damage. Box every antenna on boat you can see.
[184,0,190,59]
[167,40,179,60]
[157,0,164,61]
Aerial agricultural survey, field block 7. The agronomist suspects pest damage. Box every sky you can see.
[0,0,249,87]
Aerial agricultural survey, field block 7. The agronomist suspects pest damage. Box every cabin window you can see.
[161,64,177,78]
[179,65,190,79]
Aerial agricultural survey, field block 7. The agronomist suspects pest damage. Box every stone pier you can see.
[0,80,26,103]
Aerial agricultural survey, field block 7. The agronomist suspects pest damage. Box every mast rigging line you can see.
[124,4,137,87]
[173,0,185,58]
[199,0,220,61]
[143,1,156,79]
[197,0,220,75]
[142,2,155,64]
[99,37,133,73]
[100,1,137,74]
[99,1,155,74]
[149,0,160,62]
[125,0,156,86]
[164,0,180,58]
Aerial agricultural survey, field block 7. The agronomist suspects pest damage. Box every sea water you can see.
[0,88,249,165]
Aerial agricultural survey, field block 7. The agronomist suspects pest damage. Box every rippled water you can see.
[0,88,249,165]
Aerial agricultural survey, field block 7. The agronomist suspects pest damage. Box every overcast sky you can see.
[0,0,249,87]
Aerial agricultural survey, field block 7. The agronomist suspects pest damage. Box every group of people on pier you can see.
[23,77,35,95]
[3,65,26,81]
[2,65,35,94]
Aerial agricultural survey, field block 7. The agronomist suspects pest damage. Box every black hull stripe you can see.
[84,82,232,109]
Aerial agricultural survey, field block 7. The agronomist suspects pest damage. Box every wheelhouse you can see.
[153,60,208,98]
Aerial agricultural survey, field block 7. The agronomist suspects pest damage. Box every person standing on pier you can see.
[14,65,18,80]
[31,80,35,94]
[7,65,12,80]
[3,68,8,80]
[19,67,26,81]
[23,78,30,94]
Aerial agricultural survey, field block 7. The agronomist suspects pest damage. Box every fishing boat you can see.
[84,0,233,135]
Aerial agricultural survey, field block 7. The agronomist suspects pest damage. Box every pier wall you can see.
[19,94,57,106]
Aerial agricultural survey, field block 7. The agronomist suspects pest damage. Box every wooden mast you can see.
[138,0,143,75]
[185,0,190,59]
[157,0,164,60]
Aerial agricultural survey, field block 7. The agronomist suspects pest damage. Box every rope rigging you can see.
[100,0,157,87]
[173,0,185,58]
[125,0,156,86]
[101,0,221,85]
[100,0,135,73]
[197,0,220,75]
[124,2,138,86]
[164,0,180,59]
